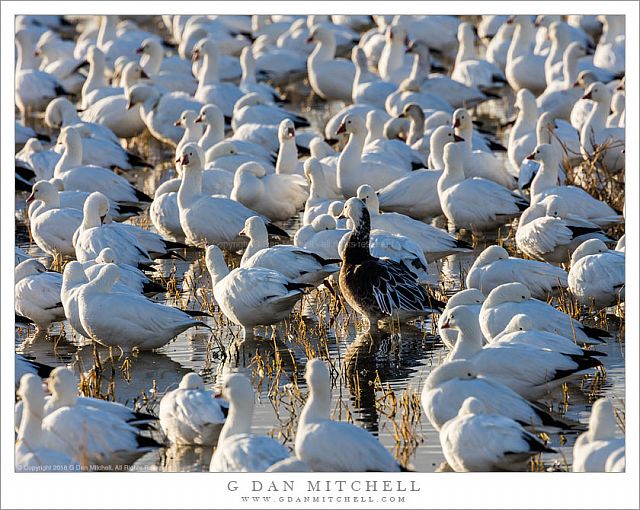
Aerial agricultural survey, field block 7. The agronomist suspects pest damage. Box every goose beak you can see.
[453,118,460,128]
[441,319,450,329]
[404,35,410,47]
[191,50,199,63]
[33,50,40,57]
[525,153,536,160]
[454,134,465,142]
[238,229,246,237]
[582,91,592,100]
[194,114,203,123]
[181,154,190,165]
[305,36,313,44]
[100,214,106,224]
[140,69,150,79]
[572,80,580,88]
[174,119,182,126]
[135,46,144,54]
[126,101,134,110]
[506,16,514,24]
[405,40,415,53]
[336,122,347,135]
[26,192,35,204]
[287,127,295,137]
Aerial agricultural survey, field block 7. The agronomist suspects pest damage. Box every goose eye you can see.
[521,295,526,299]
[467,372,472,377]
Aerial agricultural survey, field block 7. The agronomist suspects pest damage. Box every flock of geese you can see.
[15,14,625,472]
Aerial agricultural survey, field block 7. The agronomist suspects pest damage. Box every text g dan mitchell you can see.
[226,480,421,493]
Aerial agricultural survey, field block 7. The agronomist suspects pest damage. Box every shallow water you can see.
[15,71,624,473]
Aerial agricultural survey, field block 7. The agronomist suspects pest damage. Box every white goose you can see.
[580,82,625,172]
[303,157,342,225]
[528,144,622,226]
[61,261,92,338]
[451,22,506,90]
[505,16,547,95]
[508,89,538,174]
[442,306,601,399]
[573,398,624,472]
[45,96,120,146]
[240,216,340,285]
[205,141,274,173]
[421,360,568,431]
[377,24,413,84]
[230,162,308,222]
[206,245,310,341]
[479,282,611,344]
[15,260,64,335]
[466,245,568,299]
[159,373,227,446]
[294,214,350,260]
[593,15,625,75]
[136,38,197,95]
[232,93,309,132]
[84,60,149,107]
[296,359,403,471]
[437,142,529,231]
[336,114,409,198]
[53,128,151,205]
[27,180,82,257]
[177,144,285,249]
[175,109,205,158]
[15,374,76,472]
[438,289,487,350]
[569,239,625,308]
[210,373,290,472]
[440,397,556,472]
[356,184,471,262]
[364,110,425,170]
[238,46,281,103]
[306,26,355,102]
[78,263,206,352]
[351,47,396,109]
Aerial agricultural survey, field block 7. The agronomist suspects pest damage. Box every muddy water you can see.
[15,87,624,473]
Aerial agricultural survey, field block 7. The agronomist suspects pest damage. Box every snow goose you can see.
[135,39,197,95]
[569,239,625,308]
[485,22,515,73]
[206,245,310,340]
[378,25,413,85]
[438,289,486,350]
[453,109,515,189]
[593,15,625,75]
[516,195,610,264]
[15,374,77,472]
[491,314,599,357]
[84,60,149,107]
[27,180,82,257]
[79,45,109,109]
[61,261,93,338]
[579,82,625,172]
[385,75,452,118]
[364,111,425,171]
[505,16,547,95]
[303,157,341,225]
[160,373,227,446]
[336,114,409,197]
[421,360,570,431]
[480,282,611,344]
[192,38,243,118]
[238,46,281,103]
[573,398,624,472]
[528,144,622,226]
[232,93,309,131]
[306,26,355,102]
[126,83,204,146]
[33,36,85,96]
[296,359,404,471]
[437,142,529,231]
[451,22,506,90]
[466,245,568,299]
[351,47,396,109]
[80,85,147,140]
[508,89,538,174]
[569,71,598,130]
[440,397,556,472]
[78,263,206,352]
[357,184,471,262]
[294,214,350,260]
[231,162,308,222]
[205,140,275,173]
[240,216,340,285]
[82,248,166,296]
[338,198,444,333]
[15,139,58,182]
[442,306,602,399]
[177,145,285,249]
[15,259,64,335]
[15,30,69,116]
[210,373,290,472]
[607,90,625,127]
[175,109,205,158]
[195,103,225,152]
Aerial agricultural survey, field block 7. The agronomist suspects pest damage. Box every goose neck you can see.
[299,387,331,425]
[456,33,475,64]
[17,400,45,449]
[530,160,559,197]
[275,137,297,174]
[310,38,336,64]
[97,16,117,50]
[200,50,219,86]
[338,130,365,177]
[16,35,36,71]
[217,401,253,443]
[141,46,162,75]
[309,170,330,201]
[55,140,83,175]
[342,209,373,264]
[448,325,483,361]
[199,121,224,151]
[177,166,203,209]
[242,234,268,263]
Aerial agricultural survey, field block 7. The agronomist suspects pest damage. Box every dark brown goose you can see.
[338,198,445,333]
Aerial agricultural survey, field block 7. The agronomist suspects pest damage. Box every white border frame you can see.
[1,2,638,509]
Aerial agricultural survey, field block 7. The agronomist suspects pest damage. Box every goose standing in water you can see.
[338,198,444,333]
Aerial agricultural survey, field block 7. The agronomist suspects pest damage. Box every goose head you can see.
[500,313,535,334]
[62,261,89,288]
[442,141,466,174]
[535,113,557,144]
[57,126,82,152]
[236,161,267,178]
[430,125,464,162]
[48,367,78,407]
[15,259,47,282]
[177,142,205,171]
[83,191,110,227]
[94,263,121,291]
[356,184,380,212]
[335,113,365,136]
[446,288,485,308]
[526,143,557,164]
[485,282,531,307]
[174,109,198,128]
[589,398,619,441]
[96,247,117,264]
[17,373,45,410]
[425,359,478,390]
[351,46,368,68]
[309,137,334,159]
[221,372,254,412]
[312,213,337,232]
[304,358,331,395]
[386,24,409,46]
[195,103,224,127]
[514,88,536,114]
[303,157,324,184]
[86,45,106,65]
[340,197,368,227]
[439,305,479,332]
[571,239,608,265]
[305,26,334,45]
[541,194,569,220]
[458,396,487,416]
[120,61,150,85]
[457,22,476,44]
[206,141,238,161]
[44,97,76,129]
[400,103,425,123]
[126,83,159,110]
[572,70,597,89]
[205,245,230,285]
[581,81,610,103]
[191,38,218,64]
[239,215,268,241]
[452,108,472,132]
[234,92,266,112]
[23,138,44,154]
[474,245,509,268]
[135,37,161,58]
[179,372,205,390]
[26,180,58,205]
[278,118,295,142]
